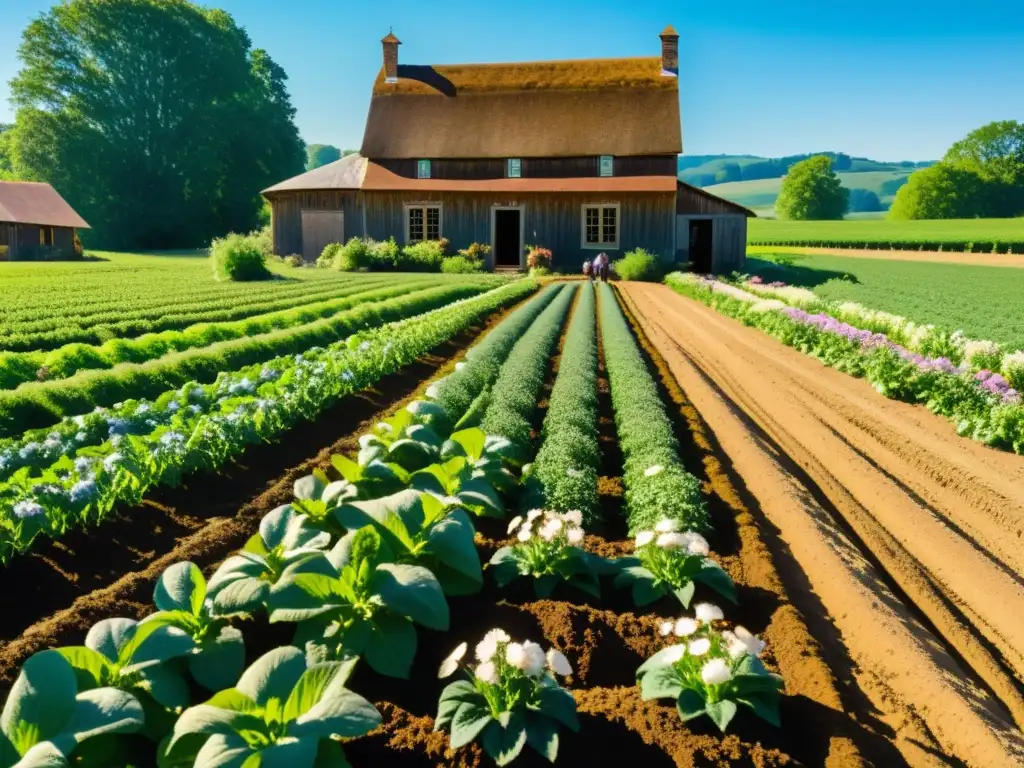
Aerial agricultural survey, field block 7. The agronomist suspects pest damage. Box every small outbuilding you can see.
[0,181,90,261]
[263,27,751,274]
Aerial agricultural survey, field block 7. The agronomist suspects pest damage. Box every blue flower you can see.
[107,418,130,436]
[167,401,180,413]
[13,500,45,520]
[103,452,124,472]
[70,479,97,503]
[159,431,185,447]
[19,442,41,460]
[74,457,94,474]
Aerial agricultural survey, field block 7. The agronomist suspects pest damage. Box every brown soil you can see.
[758,247,1024,268]
[618,281,1024,767]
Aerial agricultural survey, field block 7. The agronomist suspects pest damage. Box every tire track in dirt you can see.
[618,282,1024,768]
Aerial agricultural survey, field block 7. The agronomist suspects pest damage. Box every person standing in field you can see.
[582,259,592,280]
[593,252,609,282]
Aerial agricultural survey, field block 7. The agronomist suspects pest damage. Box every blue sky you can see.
[1,0,1022,161]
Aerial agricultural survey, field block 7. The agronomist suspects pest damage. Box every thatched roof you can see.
[0,181,90,228]
[361,161,677,192]
[361,57,681,159]
[262,154,367,194]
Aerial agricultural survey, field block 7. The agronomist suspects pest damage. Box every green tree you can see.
[306,143,342,171]
[943,120,1024,216]
[889,163,987,219]
[7,0,304,249]
[846,188,883,213]
[775,155,849,220]
[0,124,15,180]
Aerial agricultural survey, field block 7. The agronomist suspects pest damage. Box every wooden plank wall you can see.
[374,155,677,180]
[676,215,747,274]
[677,184,750,216]
[269,191,362,257]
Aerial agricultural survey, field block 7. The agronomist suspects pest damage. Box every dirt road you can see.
[618,282,1024,768]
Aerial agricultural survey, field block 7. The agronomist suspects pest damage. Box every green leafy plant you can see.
[612,248,662,282]
[614,518,736,607]
[442,255,484,273]
[637,607,783,732]
[490,509,606,597]
[435,630,579,765]
[270,527,449,678]
[0,650,144,767]
[164,646,380,767]
[211,232,272,282]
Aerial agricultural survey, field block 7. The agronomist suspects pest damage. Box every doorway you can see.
[689,219,713,273]
[301,210,344,262]
[493,207,523,268]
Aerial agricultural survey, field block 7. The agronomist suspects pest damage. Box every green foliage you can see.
[846,188,884,213]
[889,163,988,220]
[6,0,304,249]
[442,255,484,273]
[612,248,663,282]
[775,155,849,220]
[316,242,343,269]
[400,239,448,272]
[210,232,273,282]
[305,143,341,171]
[597,283,709,532]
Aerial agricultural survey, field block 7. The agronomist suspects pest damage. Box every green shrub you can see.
[284,254,304,268]
[612,248,662,282]
[211,232,273,282]
[400,239,447,272]
[336,237,370,271]
[441,255,483,273]
[250,225,274,259]
[316,243,342,268]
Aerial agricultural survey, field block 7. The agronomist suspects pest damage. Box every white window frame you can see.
[417,159,431,179]
[580,203,620,250]
[404,202,443,244]
[507,158,522,178]
[599,155,614,177]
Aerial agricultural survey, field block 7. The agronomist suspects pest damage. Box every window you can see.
[599,155,614,177]
[39,227,54,246]
[581,204,619,249]
[406,204,442,243]
[417,159,431,179]
[507,158,522,178]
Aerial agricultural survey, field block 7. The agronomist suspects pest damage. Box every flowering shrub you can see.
[526,245,552,271]
[615,518,736,607]
[637,607,782,732]
[490,509,605,597]
[1002,350,1024,391]
[436,629,579,764]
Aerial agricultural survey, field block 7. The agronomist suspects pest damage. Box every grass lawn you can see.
[747,217,1024,250]
[746,254,1024,349]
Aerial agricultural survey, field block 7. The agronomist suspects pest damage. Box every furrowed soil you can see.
[618,281,1024,768]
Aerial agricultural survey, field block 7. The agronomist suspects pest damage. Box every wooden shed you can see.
[676,181,755,274]
[0,181,90,261]
[263,26,748,274]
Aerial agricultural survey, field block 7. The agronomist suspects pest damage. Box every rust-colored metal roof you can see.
[0,181,90,228]
[361,161,677,193]
[262,154,368,194]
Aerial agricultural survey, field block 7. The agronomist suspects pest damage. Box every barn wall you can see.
[374,155,677,180]
[675,214,747,274]
[362,191,675,270]
[0,224,75,260]
[268,191,363,258]
[677,185,752,217]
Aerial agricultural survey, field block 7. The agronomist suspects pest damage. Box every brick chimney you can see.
[382,29,401,83]
[659,25,679,76]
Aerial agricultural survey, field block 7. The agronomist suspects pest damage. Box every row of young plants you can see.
[666,273,1024,454]
[0,273,386,353]
[0,277,447,391]
[0,281,539,565]
[0,280,499,437]
[747,238,1024,253]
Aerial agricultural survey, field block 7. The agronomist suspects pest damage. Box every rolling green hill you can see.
[703,171,913,213]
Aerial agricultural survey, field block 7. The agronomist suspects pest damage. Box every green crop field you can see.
[747,217,1024,251]
[746,253,1024,349]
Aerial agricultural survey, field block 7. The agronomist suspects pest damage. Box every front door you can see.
[689,219,713,273]
[493,208,522,268]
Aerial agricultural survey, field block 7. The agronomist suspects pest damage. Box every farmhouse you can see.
[0,181,89,261]
[263,28,752,273]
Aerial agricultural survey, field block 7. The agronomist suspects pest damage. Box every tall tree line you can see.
[3,0,305,249]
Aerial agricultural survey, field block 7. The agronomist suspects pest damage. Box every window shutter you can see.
[417,159,431,179]
[599,156,614,177]
[507,158,522,178]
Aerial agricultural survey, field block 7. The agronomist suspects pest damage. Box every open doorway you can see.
[493,207,522,268]
[689,219,713,273]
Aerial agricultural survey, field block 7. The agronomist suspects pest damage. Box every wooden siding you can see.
[362,191,675,270]
[269,191,362,259]
[675,215,747,274]
[0,223,74,260]
[677,185,751,216]
[374,155,677,180]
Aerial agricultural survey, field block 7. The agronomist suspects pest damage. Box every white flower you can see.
[682,532,710,556]
[505,642,526,669]
[475,629,510,663]
[359,341,371,352]
[358,434,378,449]
[438,642,467,678]
[562,510,583,527]
[695,603,724,624]
[688,638,711,657]
[663,645,686,664]
[475,661,499,685]
[102,452,124,472]
[566,527,584,546]
[455,362,466,371]
[634,530,655,547]
[546,648,573,677]
[733,626,766,658]
[659,621,675,637]
[701,658,732,685]
[644,464,664,477]
[507,516,523,535]
[376,422,393,433]
[425,382,440,399]
[526,509,544,522]
[13,500,45,520]
[656,532,685,549]
[520,641,547,677]
[674,617,699,637]
[517,527,532,542]
[655,518,680,533]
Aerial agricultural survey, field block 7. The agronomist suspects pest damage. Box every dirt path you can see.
[618,282,1024,768]
[752,246,1024,268]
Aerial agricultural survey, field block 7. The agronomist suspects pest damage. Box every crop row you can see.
[521,281,601,522]
[0,281,500,438]
[0,280,449,390]
[666,273,1024,455]
[597,283,710,534]
[748,238,1024,253]
[0,280,538,563]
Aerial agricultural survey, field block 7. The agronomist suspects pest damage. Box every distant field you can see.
[704,170,911,213]
[746,253,1024,349]
[747,217,1024,252]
